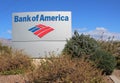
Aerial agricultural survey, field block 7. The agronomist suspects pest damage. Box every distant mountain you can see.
[0,38,12,46]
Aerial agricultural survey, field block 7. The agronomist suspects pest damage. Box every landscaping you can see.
[0,31,120,83]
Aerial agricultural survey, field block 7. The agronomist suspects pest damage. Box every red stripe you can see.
[38,28,54,38]
[36,24,46,28]
[34,27,49,35]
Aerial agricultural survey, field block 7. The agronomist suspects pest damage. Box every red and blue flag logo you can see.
[28,24,54,38]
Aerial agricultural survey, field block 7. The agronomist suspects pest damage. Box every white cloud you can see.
[7,30,12,34]
[96,27,107,32]
[78,27,120,41]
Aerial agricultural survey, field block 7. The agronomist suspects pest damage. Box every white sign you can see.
[12,11,71,57]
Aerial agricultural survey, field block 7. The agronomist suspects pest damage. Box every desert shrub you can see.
[109,41,120,69]
[0,43,32,75]
[98,41,120,56]
[28,55,105,83]
[98,40,120,69]
[116,60,120,69]
[116,55,120,69]
[90,49,116,75]
[63,31,117,75]
[63,31,99,58]
[0,42,12,55]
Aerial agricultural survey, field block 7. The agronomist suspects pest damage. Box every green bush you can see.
[116,56,120,69]
[63,31,99,58]
[90,49,116,75]
[63,31,116,75]
[98,40,120,69]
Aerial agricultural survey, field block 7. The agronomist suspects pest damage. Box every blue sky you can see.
[0,0,120,40]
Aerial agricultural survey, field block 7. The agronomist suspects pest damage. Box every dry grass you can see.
[0,42,32,75]
[0,41,113,82]
[28,55,105,83]
[99,41,120,56]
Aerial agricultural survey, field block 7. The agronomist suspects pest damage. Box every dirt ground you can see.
[0,74,114,83]
[112,69,120,80]
[0,75,29,83]
[104,69,120,83]
[104,76,114,83]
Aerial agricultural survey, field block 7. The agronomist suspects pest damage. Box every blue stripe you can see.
[31,28,40,32]
[28,27,36,31]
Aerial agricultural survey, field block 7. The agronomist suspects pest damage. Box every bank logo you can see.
[28,24,54,38]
